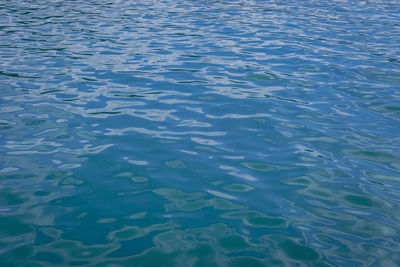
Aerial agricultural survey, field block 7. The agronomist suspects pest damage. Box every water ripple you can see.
[1,0,400,266]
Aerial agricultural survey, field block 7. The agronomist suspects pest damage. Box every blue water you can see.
[1,0,400,266]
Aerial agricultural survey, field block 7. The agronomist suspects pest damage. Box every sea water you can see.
[1,0,400,266]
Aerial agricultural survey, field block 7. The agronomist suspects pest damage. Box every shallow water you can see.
[1,0,400,266]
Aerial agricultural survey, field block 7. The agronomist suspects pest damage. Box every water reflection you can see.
[1,0,400,266]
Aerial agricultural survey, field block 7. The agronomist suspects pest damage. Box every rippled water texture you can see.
[1,0,400,266]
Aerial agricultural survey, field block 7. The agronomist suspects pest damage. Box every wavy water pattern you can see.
[1,0,400,266]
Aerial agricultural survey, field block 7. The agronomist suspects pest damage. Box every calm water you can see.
[1,0,400,266]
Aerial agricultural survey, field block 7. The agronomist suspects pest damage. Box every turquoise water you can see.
[1,0,400,266]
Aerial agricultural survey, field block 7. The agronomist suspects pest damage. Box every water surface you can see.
[1,0,400,266]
